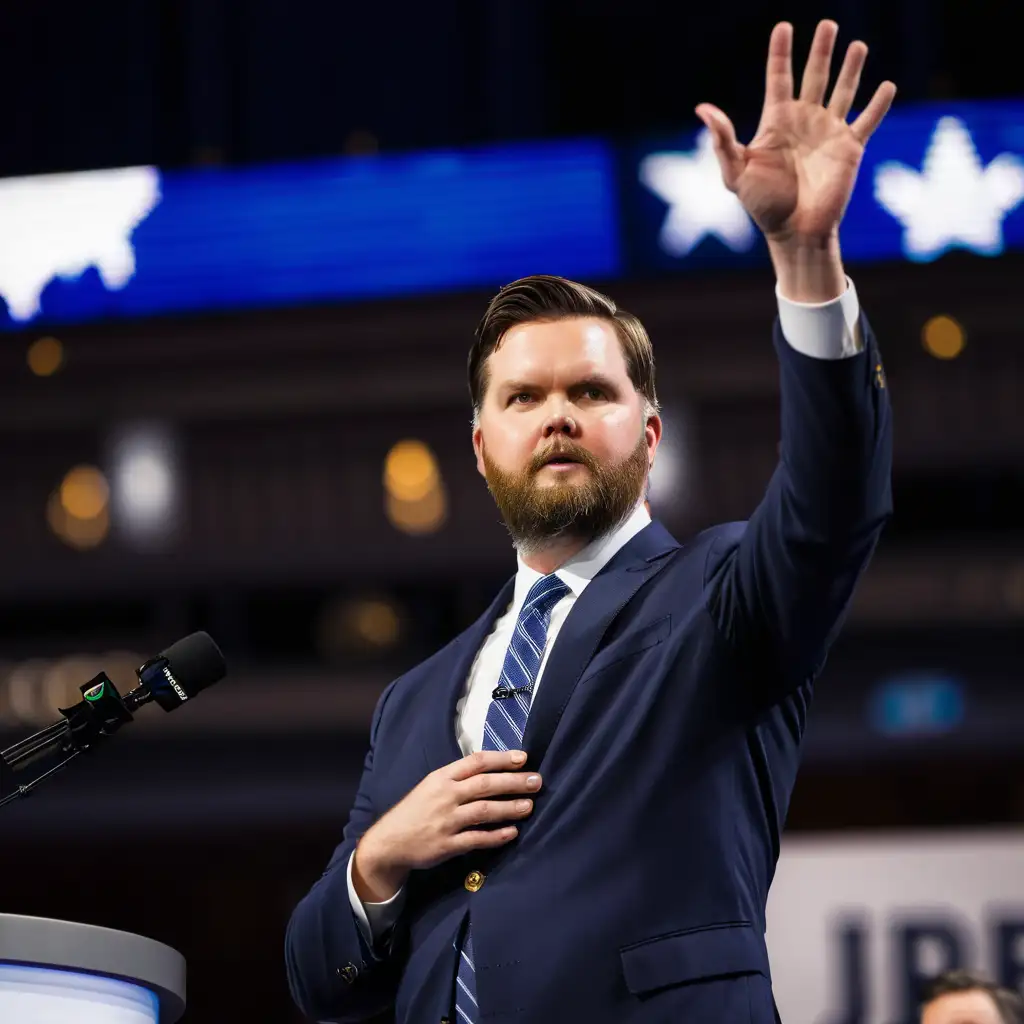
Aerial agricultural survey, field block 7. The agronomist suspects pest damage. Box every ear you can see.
[472,422,487,478]
[645,412,663,469]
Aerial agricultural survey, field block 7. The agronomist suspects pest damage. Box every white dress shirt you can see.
[346,280,865,947]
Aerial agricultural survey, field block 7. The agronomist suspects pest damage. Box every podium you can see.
[0,914,185,1023]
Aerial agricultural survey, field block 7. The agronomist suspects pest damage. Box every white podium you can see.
[0,914,185,1023]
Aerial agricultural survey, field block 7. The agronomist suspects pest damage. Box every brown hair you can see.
[468,275,659,418]
[922,970,1024,1024]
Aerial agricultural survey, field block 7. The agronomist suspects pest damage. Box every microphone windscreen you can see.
[159,632,227,698]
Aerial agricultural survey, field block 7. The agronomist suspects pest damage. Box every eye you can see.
[510,392,534,405]
[581,386,606,401]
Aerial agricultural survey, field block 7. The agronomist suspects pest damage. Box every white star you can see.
[639,129,756,257]
[874,116,1024,262]
[0,166,160,321]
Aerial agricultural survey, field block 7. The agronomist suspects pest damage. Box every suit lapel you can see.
[521,520,680,771]
[421,575,517,771]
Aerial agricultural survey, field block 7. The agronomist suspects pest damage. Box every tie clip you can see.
[492,684,533,700]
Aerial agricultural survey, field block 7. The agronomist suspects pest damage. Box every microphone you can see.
[122,631,227,714]
[0,632,226,809]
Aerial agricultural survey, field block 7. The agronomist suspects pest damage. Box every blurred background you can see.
[0,1,1022,1022]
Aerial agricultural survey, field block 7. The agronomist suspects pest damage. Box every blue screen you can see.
[0,141,619,330]
[2,99,1023,331]
[626,99,1024,272]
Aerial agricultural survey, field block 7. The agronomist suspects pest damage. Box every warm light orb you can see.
[349,600,401,646]
[27,336,64,377]
[316,596,403,660]
[384,440,440,502]
[59,465,110,520]
[922,315,965,360]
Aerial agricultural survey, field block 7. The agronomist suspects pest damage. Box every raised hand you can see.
[696,20,896,246]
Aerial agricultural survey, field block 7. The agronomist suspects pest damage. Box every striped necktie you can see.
[454,573,570,1023]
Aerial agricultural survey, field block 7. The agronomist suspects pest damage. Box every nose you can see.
[542,410,579,438]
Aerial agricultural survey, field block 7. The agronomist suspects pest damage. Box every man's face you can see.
[472,317,661,550]
[922,991,1005,1024]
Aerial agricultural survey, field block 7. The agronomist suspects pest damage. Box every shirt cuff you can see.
[347,850,406,952]
[776,277,864,359]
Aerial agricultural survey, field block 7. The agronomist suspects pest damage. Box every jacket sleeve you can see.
[704,315,893,695]
[285,679,406,1022]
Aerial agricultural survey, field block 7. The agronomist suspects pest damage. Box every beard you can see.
[482,432,650,554]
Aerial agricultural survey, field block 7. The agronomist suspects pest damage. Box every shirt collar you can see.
[512,500,652,608]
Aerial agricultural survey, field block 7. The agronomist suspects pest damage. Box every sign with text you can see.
[767,831,1024,1024]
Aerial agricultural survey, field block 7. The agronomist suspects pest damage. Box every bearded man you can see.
[286,19,895,1023]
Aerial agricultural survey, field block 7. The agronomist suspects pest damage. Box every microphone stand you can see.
[0,672,135,811]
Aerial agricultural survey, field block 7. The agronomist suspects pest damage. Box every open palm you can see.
[697,21,897,243]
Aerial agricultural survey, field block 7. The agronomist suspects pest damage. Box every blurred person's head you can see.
[921,970,1024,1024]
[468,275,661,562]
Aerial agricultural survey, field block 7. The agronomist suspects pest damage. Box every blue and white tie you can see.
[454,573,569,1023]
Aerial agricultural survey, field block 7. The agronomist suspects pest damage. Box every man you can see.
[921,971,1024,1024]
[286,19,895,1023]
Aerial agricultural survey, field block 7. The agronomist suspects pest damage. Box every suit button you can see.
[337,962,358,984]
[464,870,485,892]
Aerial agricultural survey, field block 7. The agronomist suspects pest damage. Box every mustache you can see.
[529,440,598,474]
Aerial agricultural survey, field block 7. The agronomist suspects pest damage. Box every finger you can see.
[447,749,526,781]
[799,19,839,106]
[695,105,745,191]
[827,40,868,120]
[850,80,897,143]
[457,798,533,830]
[458,771,542,801]
[764,21,794,106]
[448,825,520,855]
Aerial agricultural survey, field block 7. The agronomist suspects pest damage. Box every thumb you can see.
[695,104,745,191]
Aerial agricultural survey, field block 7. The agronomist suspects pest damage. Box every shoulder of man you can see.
[694,520,749,587]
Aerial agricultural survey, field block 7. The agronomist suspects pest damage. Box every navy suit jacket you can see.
[286,319,893,1023]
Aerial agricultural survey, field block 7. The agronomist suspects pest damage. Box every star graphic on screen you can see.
[0,166,160,322]
[874,116,1024,262]
[639,129,756,257]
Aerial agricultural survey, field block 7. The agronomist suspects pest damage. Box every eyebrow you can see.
[498,374,621,396]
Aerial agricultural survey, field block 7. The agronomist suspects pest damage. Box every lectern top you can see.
[0,913,185,1023]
